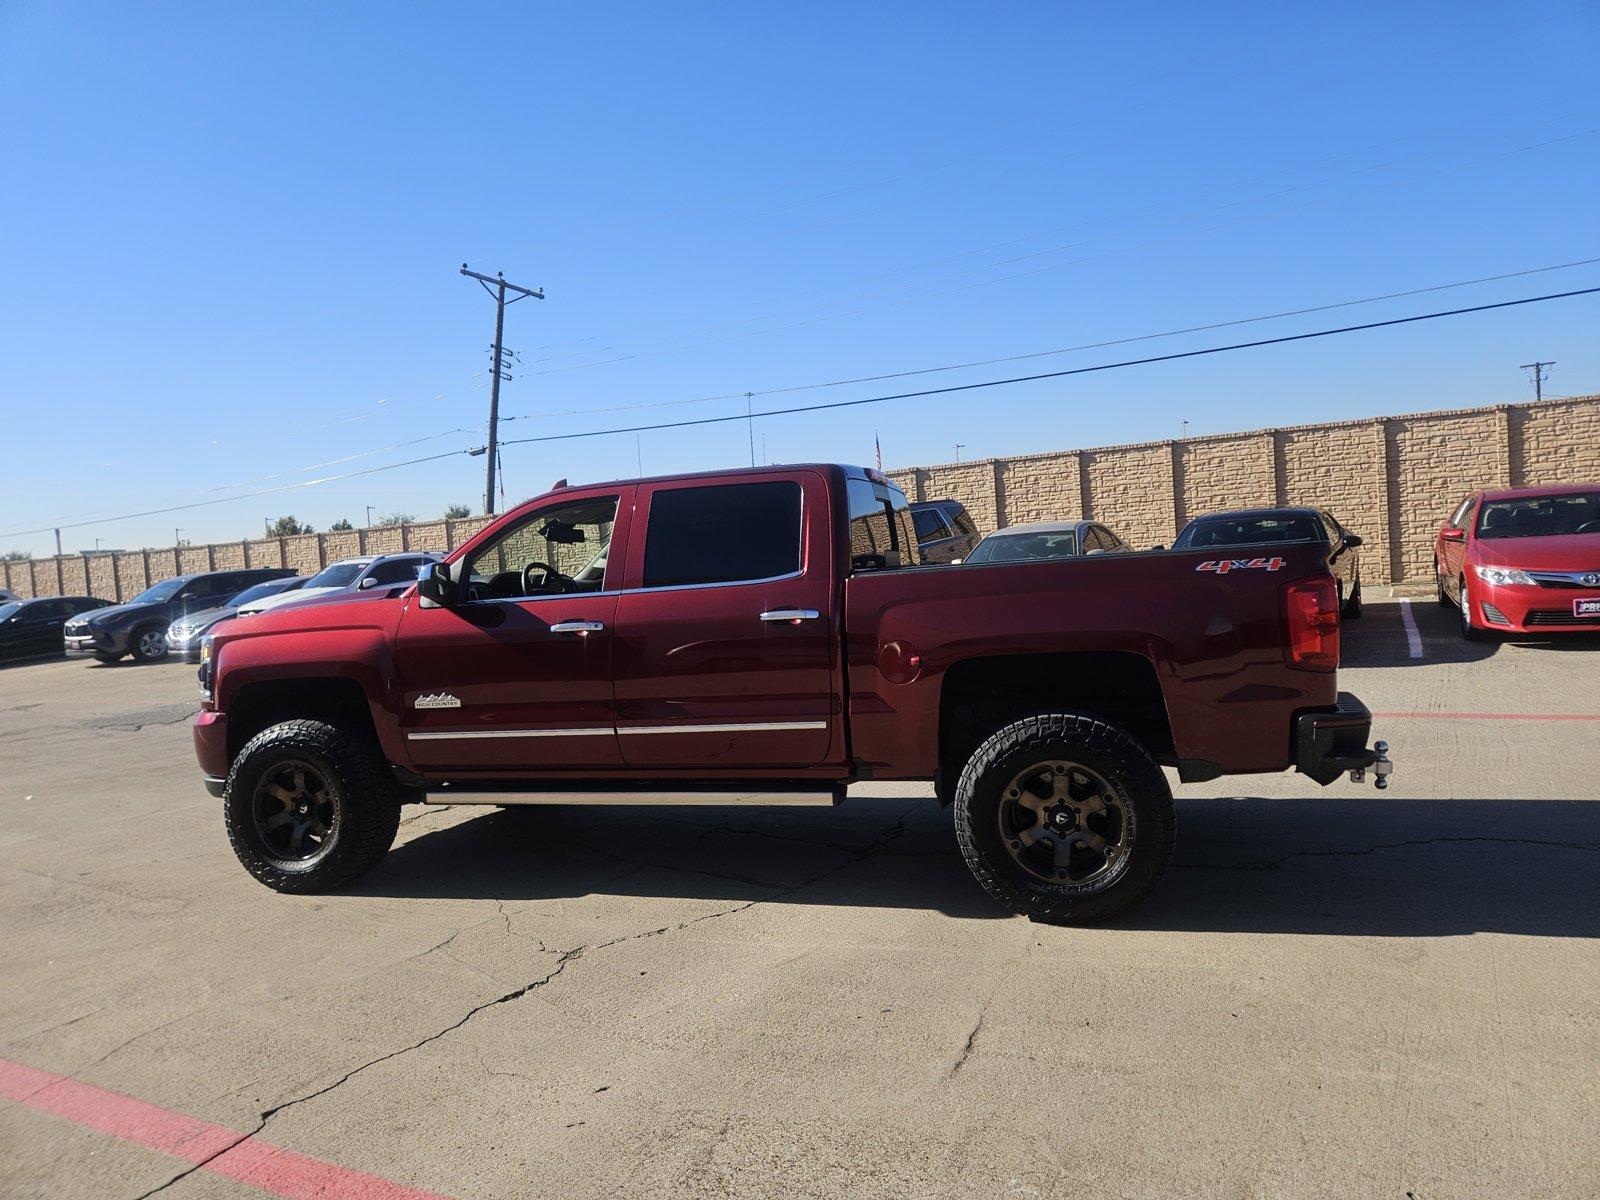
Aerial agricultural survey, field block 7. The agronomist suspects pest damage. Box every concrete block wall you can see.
[888,393,1599,586]
[6,395,1598,600]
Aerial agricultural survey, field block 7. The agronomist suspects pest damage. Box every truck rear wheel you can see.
[224,719,403,893]
[952,712,1174,924]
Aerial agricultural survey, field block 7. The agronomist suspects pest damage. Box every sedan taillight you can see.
[1283,578,1340,671]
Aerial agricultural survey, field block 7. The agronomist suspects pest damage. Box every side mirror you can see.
[417,561,456,608]
[1343,534,1364,548]
[1440,527,1465,542]
[1150,544,1166,552]
[358,576,378,590]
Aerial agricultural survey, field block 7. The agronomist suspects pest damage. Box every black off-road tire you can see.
[953,712,1175,925]
[129,624,168,663]
[224,719,404,893]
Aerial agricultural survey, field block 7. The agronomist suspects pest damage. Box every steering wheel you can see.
[1575,520,1600,535]
[522,560,573,595]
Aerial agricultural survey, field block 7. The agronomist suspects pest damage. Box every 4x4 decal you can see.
[1195,557,1286,574]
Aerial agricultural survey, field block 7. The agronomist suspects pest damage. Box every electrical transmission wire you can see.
[502,256,1600,425]
[6,283,1595,540]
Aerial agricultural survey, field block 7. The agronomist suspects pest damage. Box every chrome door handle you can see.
[759,608,821,623]
[550,620,606,634]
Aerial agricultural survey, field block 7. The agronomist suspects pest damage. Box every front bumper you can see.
[64,629,126,656]
[1295,691,1391,786]
[1471,581,1600,632]
[167,640,203,662]
[193,709,229,782]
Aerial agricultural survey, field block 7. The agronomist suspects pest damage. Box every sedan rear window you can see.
[967,531,1078,563]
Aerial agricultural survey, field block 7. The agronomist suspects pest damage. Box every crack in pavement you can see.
[948,1006,987,1077]
[1178,834,1599,872]
[129,802,919,1198]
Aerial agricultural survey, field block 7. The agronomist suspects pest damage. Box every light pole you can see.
[954,443,966,464]
[366,505,375,528]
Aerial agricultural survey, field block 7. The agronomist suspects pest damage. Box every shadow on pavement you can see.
[1344,599,1600,668]
[354,793,1599,937]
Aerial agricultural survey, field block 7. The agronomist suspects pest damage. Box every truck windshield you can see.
[1476,492,1600,538]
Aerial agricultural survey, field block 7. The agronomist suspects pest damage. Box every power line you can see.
[497,286,1600,449]
[6,284,1594,542]
[503,256,1600,425]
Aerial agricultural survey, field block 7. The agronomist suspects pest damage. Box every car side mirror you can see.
[417,561,456,608]
[1343,534,1364,548]
[950,558,963,565]
[1440,527,1465,542]
[358,576,379,590]
[1150,544,1166,552]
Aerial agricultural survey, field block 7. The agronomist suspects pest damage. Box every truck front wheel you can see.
[953,712,1175,924]
[224,719,404,893]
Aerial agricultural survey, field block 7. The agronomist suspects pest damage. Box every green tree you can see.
[377,512,415,527]
[329,518,354,531]
[443,503,472,520]
[267,516,313,537]
[2,549,33,561]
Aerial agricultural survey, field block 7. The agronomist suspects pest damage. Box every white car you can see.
[238,552,441,614]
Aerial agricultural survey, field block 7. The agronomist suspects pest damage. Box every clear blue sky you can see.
[3,1,1597,556]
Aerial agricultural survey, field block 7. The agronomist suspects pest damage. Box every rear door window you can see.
[912,508,950,542]
[642,481,801,588]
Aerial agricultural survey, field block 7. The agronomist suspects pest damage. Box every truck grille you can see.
[1525,609,1600,626]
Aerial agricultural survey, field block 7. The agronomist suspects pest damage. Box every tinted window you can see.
[129,578,186,604]
[847,479,912,572]
[227,579,294,607]
[1175,515,1324,549]
[367,557,426,586]
[0,602,20,622]
[912,508,949,541]
[948,508,977,538]
[643,481,801,588]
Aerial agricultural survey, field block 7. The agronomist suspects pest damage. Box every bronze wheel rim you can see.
[251,759,338,863]
[997,760,1130,887]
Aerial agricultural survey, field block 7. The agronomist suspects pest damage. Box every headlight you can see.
[1473,565,1535,586]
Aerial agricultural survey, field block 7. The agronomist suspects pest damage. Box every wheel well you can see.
[227,677,379,761]
[939,651,1174,777]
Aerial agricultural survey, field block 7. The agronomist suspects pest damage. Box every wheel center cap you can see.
[296,803,309,816]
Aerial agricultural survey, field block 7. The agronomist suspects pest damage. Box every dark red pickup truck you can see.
[194,464,1390,922]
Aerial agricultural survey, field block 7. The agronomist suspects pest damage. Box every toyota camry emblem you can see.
[1584,572,1600,587]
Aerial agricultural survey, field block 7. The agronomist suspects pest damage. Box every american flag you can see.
[874,431,882,472]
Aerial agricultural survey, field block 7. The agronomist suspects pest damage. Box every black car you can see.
[1171,506,1364,617]
[0,596,114,663]
[910,499,981,564]
[63,568,295,663]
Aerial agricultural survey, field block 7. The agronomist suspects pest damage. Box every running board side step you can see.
[420,779,849,807]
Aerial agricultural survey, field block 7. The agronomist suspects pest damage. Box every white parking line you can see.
[1399,598,1424,659]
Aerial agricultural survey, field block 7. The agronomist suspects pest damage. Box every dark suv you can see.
[64,568,295,663]
[909,499,980,564]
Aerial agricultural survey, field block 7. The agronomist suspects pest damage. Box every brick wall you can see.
[887,393,1600,587]
[5,394,1598,600]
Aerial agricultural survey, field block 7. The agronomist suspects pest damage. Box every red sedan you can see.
[1435,484,1600,639]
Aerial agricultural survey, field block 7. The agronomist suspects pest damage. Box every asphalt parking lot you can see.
[1,598,1596,1199]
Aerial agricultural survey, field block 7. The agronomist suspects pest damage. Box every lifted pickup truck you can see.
[194,464,1391,923]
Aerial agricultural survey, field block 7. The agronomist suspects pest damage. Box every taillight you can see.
[1283,578,1340,670]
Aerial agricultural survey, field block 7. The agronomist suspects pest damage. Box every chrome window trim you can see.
[457,567,808,609]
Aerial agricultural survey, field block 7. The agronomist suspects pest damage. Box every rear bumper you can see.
[1295,691,1385,786]
[193,709,229,782]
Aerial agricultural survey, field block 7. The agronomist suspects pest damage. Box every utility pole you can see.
[365,505,374,528]
[54,528,62,557]
[174,528,183,548]
[1519,360,1554,402]
[460,265,543,515]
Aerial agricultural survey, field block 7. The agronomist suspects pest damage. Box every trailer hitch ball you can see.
[1372,741,1392,790]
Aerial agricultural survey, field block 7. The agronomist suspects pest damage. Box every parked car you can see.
[165,576,309,662]
[909,499,979,564]
[63,568,295,663]
[193,463,1388,925]
[0,595,113,662]
[238,552,441,615]
[1171,507,1363,618]
[1435,484,1600,639]
[964,520,1130,564]
[0,587,17,604]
